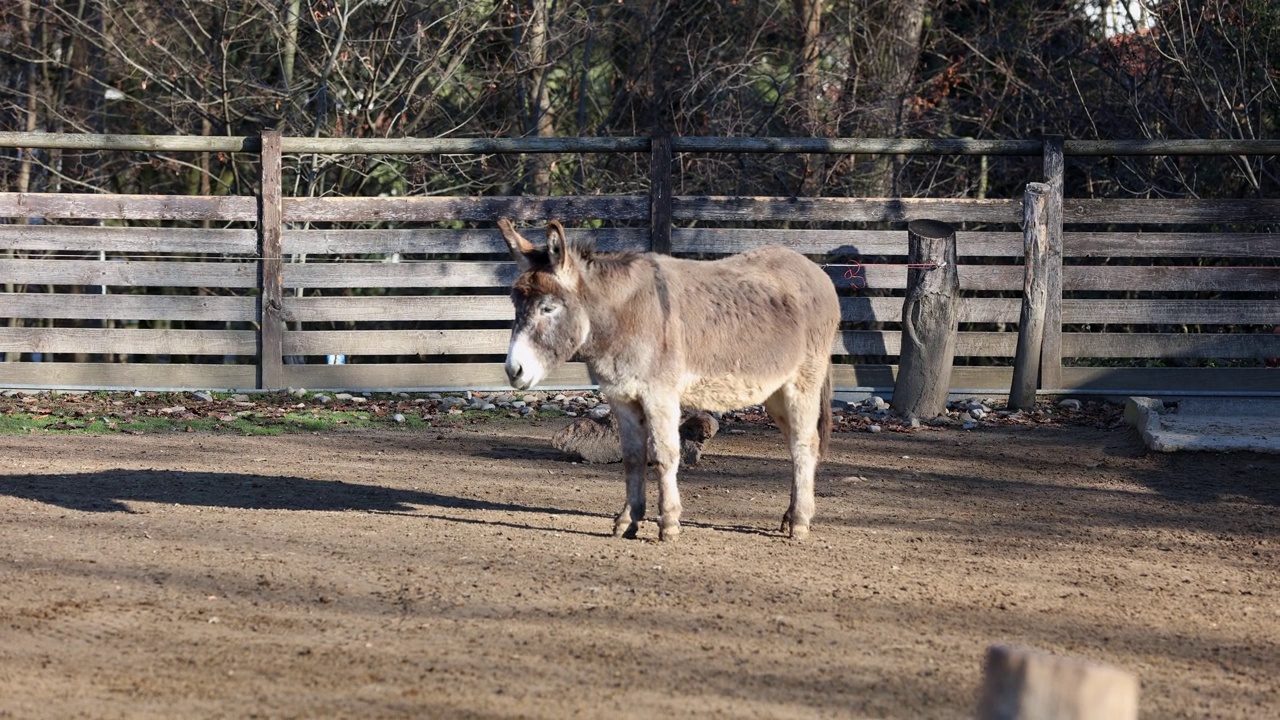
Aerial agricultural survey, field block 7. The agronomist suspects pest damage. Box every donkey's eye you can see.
[540,304,558,316]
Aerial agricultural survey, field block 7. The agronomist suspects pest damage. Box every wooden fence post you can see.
[1010,182,1051,410]
[649,133,673,254]
[978,644,1139,720]
[258,130,285,390]
[891,219,959,419]
[1039,136,1064,391]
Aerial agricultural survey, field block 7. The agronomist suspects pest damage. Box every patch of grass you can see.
[0,407,457,436]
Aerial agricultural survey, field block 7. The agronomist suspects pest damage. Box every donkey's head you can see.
[497,219,592,390]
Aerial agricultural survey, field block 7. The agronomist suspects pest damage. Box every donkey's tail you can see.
[818,368,833,459]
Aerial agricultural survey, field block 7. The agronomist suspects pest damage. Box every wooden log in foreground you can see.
[977,644,1139,720]
[891,219,959,419]
[1010,182,1051,410]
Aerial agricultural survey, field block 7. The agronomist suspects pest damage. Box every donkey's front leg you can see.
[645,399,684,541]
[611,400,647,539]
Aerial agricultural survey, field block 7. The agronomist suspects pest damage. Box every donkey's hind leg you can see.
[767,381,822,540]
[611,400,647,539]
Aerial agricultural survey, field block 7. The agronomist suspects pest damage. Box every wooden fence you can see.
[2,132,1278,395]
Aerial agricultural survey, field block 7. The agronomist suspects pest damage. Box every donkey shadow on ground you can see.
[0,468,605,535]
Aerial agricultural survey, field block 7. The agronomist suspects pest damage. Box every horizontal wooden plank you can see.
[0,225,257,254]
[282,136,651,154]
[0,131,257,153]
[0,260,258,288]
[6,133,1277,158]
[1062,332,1280,359]
[1056,367,1280,394]
[1065,139,1280,156]
[0,361,257,391]
[1062,299,1280,325]
[283,329,509,356]
[0,328,255,355]
[283,227,649,256]
[671,137,1043,155]
[835,331,1016,357]
[1063,199,1280,225]
[841,297,1021,324]
[1064,232,1280,258]
[281,362,595,392]
[1064,266,1278,292]
[0,193,257,221]
[830,364,1016,393]
[0,293,257,321]
[828,264,1024,291]
[287,260,1024,291]
[278,328,1019,358]
[283,196,648,223]
[283,295,512,322]
[672,229,1022,256]
[284,262,517,289]
[674,197,1021,223]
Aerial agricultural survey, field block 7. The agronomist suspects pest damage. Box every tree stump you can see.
[552,412,719,466]
[891,219,959,419]
[1010,182,1051,410]
[977,644,1139,720]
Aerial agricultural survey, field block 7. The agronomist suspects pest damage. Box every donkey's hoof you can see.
[788,525,810,541]
[658,524,681,542]
[613,520,640,540]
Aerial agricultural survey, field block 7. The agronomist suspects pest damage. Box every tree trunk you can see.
[794,0,824,197]
[525,0,556,194]
[891,220,959,419]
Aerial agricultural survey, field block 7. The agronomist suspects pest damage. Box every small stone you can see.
[481,403,497,411]
[292,387,308,398]
[1059,398,1083,411]
[541,403,562,413]
[962,421,978,430]
[521,394,540,404]
[969,408,986,420]
[587,405,610,419]
[350,396,367,404]
[314,394,331,404]
[193,391,214,403]
[393,413,406,423]
[511,401,527,409]
[680,413,720,443]
[519,406,534,415]
[868,424,882,434]
[553,394,567,403]
[231,394,251,402]
[334,393,353,401]
[428,393,443,400]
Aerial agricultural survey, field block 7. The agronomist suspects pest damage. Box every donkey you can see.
[497,219,841,541]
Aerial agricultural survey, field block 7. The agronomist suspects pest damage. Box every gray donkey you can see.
[498,219,840,541]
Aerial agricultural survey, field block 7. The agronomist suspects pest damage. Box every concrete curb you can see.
[1125,396,1280,454]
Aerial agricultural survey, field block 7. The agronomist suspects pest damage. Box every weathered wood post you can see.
[1039,136,1065,391]
[257,130,285,390]
[1010,182,1051,410]
[978,644,1139,720]
[891,219,959,419]
[649,133,673,254]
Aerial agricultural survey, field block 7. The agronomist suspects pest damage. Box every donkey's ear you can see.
[545,220,573,273]
[497,219,536,271]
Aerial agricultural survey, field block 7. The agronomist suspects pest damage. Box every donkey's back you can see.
[649,246,840,413]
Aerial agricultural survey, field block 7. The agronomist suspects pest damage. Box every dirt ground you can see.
[0,415,1277,719]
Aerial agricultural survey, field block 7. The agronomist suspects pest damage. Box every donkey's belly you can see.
[679,373,782,412]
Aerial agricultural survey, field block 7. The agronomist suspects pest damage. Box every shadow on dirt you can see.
[0,468,601,520]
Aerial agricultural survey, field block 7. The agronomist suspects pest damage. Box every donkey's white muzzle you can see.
[505,335,545,390]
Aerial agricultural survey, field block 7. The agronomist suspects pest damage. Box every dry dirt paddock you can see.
[0,418,1277,719]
